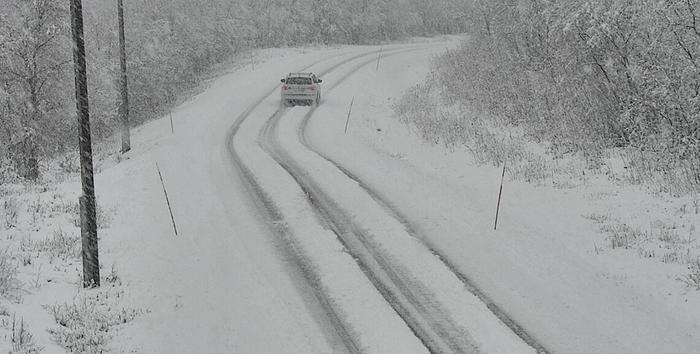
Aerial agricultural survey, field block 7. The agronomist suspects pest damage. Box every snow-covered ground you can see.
[1,36,699,353]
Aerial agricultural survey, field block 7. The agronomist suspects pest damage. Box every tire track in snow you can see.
[295,55,551,354]
[256,47,545,352]
[261,47,477,353]
[263,119,473,353]
[296,145,551,354]
[226,46,433,354]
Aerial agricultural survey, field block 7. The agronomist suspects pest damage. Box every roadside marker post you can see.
[344,96,355,134]
[376,47,382,71]
[156,162,178,236]
[494,161,506,230]
[169,111,174,134]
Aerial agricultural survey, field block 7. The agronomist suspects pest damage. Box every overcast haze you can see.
[0,1,699,353]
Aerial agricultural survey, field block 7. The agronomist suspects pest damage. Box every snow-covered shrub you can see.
[679,258,700,291]
[3,197,19,229]
[104,264,121,286]
[394,82,444,146]
[393,81,557,184]
[46,288,139,353]
[0,158,19,185]
[417,0,700,194]
[602,223,646,250]
[0,249,19,300]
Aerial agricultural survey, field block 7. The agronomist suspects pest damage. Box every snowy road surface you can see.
[232,45,536,353]
[95,39,700,353]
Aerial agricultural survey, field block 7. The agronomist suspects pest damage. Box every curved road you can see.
[227,45,546,353]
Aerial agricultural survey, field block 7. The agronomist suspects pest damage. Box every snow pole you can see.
[494,161,506,230]
[344,96,355,134]
[169,110,174,134]
[156,162,178,236]
[71,0,100,287]
[376,47,382,71]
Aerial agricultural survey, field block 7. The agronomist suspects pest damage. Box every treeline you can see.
[422,0,699,193]
[0,0,468,181]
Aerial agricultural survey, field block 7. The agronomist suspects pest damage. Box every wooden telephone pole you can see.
[118,0,130,153]
[70,0,100,287]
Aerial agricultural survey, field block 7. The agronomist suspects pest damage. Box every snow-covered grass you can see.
[3,197,19,229]
[21,228,80,263]
[3,313,42,353]
[0,249,19,300]
[0,179,135,352]
[45,282,140,353]
[584,212,700,283]
[583,191,700,290]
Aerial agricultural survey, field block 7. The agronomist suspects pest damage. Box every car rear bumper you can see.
[281,93,317,100]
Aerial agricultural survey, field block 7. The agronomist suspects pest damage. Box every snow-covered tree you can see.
[0,0,71,180]
[0,0,466,180]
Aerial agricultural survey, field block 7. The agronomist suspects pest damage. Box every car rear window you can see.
[286,77,312,85]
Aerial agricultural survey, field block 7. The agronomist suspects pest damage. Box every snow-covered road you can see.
[95,38,700,353]
[231,45,537,352]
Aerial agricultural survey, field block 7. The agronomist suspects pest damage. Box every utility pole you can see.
[117,0,130,153]
[70,0,100,288]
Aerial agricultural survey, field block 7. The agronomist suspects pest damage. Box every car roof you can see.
[287,72,314,77]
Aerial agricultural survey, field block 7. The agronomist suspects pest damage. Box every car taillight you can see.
[282,85,288,90]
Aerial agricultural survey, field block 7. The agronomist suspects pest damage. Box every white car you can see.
[281,73,322,106]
